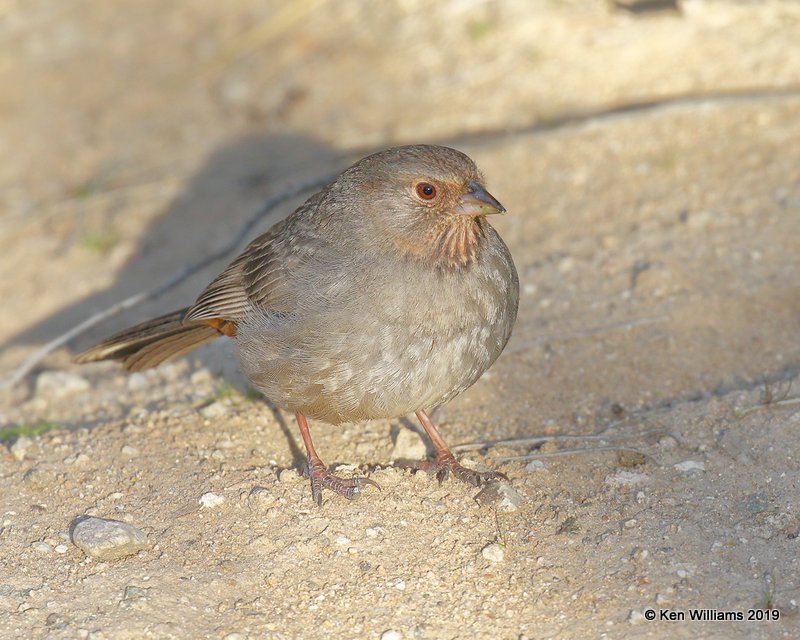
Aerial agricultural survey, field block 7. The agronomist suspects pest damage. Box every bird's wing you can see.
[183,199,322,324]
[182,248,253,322]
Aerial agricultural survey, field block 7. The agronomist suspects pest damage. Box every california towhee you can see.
[77,145,519,505]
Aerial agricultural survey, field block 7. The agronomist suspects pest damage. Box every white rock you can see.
[54,544,69,554]
[474,481,523,513]
[390,428,427,461]
[32,541,52,554]
[674,460,705,472]
[525,460,546,472]
[278,469,299,483]
[10,436,37,461]
[481,542,505,563]
[126,373,149,391]
[201,402,229,419]
[381,631,402,640]
[199,492,225,508]
[628,610,646,625]
[35,371,89,399]
[71,517,147,561]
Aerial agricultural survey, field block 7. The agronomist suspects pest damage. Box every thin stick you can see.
[496,446,658,464]
[1,174,336,390]
[737,396,800,417]
[452,428,678,453]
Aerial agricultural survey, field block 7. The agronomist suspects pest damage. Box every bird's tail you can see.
[74,308,222,372]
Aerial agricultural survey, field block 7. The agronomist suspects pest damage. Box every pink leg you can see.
[296,412,379,506]
[413,410,506,486]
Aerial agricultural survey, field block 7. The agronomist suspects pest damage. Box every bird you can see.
[76,144,519,505]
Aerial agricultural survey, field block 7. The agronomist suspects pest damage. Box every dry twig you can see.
[452,427,679,453]
[496,446,658,464]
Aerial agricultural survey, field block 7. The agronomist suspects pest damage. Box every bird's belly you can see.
[237,300,505,424]
[236,236,518,425]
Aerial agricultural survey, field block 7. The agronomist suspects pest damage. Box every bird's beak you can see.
[455,180,507,216]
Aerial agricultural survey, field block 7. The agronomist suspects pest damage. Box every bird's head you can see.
[327,145,506,269]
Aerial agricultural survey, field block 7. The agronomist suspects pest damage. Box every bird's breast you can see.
[236,227,518,424]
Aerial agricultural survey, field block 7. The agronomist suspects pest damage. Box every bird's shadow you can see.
[5,132,343,366]
[7,132,349,459]
[263,399,305,468]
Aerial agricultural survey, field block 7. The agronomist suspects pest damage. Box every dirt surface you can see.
[2,1,800,638]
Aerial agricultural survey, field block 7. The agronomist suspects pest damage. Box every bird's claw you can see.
[305,459,380,506]
[408,450,507,487]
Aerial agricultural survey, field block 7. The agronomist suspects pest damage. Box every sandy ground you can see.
[2,1,800,638]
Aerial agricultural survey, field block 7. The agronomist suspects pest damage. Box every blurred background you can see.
[2,0,798,421]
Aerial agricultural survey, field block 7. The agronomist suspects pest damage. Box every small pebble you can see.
[248,486,276,509]
[199,492,225,509]
[525,460,546,472]
[201,402,229,419]
[45,613,62,626]
[71,517,148,561]
[628,610,646,625]
[279,469,299,483]
[11,437,38,462]
[126,373,148,391]
[35,371,89,398]
[481,542,505,563]
[54,544,69,554]
[32,541,52,554]
[120,445,139,456]
[390,428,427,461]
[381,631,402,640]
[474,481,523,513]
[119,585,150,608]
[674,460,705,472]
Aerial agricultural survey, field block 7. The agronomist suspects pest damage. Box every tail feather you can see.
[75,308,222,371]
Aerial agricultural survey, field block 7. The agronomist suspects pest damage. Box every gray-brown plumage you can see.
[77,145,519,505]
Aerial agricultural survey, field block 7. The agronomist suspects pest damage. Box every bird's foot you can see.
[304,458,380,506]
[410,450,507,487]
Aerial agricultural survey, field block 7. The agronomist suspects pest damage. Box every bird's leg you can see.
[295,412,379,506]
[413,409,506,486]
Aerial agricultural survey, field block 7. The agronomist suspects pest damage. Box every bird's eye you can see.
[415,182,437,200]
